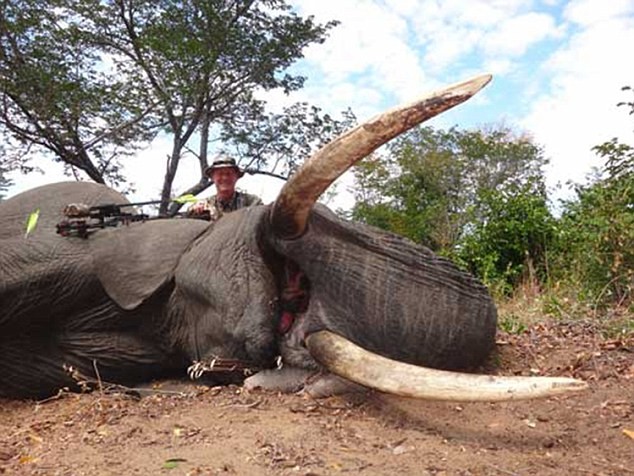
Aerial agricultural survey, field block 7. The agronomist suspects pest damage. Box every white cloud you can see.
[291,0,427,112]
[522,14,634,197]
[482,57,514,75]
[421,26,482,72]
[481,12,561,57]
[563,0,634,26]
[298,0,408,80]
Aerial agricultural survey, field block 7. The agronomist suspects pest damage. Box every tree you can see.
[617,85,634,118]
[352,125,548,248]
[457,179,556,293]
[0,1,345,212]
[0,0,157,187]
[555,139,633,307]
[350,124,553,292]
[0,160,13,201]
[220,102,357,179]
[549,84,634,309]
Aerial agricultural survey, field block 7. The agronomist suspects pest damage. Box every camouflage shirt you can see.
[191,191,263,222]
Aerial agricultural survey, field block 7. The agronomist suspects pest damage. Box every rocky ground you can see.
[1,319,633,476]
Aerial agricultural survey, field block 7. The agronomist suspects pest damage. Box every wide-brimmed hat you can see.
[204,157,243,178]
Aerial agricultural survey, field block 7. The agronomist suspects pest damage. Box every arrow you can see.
[25,209,40,238]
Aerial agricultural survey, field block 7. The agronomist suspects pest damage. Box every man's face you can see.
[212,167,239,199]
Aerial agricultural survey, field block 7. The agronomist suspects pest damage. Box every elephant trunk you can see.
[269,74,492,239]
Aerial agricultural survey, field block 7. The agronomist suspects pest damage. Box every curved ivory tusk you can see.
[305,330,588,402]
[271,74,493,239]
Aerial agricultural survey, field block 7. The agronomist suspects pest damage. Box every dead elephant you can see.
[0,75,586,401]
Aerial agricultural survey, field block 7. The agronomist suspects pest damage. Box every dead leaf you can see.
[19,455,36,464]
[28,433,43,444]
[623,429,634,440]
[523,419,537,428]
[163,458,187,470]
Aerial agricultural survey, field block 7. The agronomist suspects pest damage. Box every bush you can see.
[552,139,634,309]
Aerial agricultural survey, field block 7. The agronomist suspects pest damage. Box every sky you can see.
[6,0,634,210]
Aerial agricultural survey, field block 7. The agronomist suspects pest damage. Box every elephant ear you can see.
[90,219,209,310]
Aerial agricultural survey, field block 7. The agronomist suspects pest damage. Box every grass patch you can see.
[494,283,633,340]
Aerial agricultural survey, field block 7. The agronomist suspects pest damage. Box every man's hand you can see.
[188,201,209,216]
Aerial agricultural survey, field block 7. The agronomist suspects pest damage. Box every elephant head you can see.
[0,74,587,401]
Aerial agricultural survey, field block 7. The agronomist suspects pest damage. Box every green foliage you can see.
[550,84,634,311]
[351,85,634,316]
[351,146,452,247]
[554,139,634,308]
[600,316,634,339]
[456,179,556,294]
[497,313,527,335]
[220,103,357,177]
[351,125,553,292]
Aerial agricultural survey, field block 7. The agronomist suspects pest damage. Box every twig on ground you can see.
[92,360,104,395]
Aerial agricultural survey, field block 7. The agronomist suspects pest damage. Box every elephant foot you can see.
[301,373,368,398]
[243,367,368,398]
[243,367,313,393]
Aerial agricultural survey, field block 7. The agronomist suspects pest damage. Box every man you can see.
[188,157,262,221]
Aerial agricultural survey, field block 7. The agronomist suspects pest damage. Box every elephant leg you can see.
[56,330,186,388]
[0,337,80,399]
[244,367,368,398]
[0,330,185,399]
[244,367,316,393]
[301,373,368,398]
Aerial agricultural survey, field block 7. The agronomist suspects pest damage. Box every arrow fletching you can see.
[25,209,40,238]
[172,194,198,204]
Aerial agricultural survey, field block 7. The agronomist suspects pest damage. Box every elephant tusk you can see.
[271,74,492,239]
[305,330,588,402]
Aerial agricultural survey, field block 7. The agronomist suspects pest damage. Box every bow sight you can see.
[56,200,161,238]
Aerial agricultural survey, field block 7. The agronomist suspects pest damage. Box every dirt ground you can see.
[1,319,633,476]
